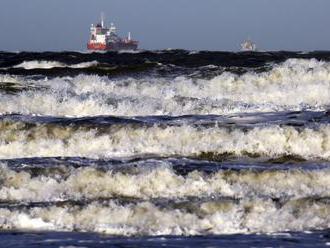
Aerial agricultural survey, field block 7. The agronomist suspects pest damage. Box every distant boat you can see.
[87,13,139,51]
[240,39,257,52]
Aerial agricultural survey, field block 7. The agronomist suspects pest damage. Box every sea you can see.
[0,50,329,247]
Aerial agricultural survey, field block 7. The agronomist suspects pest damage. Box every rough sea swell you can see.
[0,50,330,242]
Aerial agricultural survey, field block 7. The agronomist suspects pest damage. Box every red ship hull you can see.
[87,43,107,50]
[87,42,138,51]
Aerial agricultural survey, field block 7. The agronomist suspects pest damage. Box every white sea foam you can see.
[0,164,329,202]
[0,198,329,235]
[13,60,98,70]
[1,58,329,116]
[118,49,143,54]
[0,122,329,160]
[13,61,66,69]
[69,61,99,68]
[0,74,20,83]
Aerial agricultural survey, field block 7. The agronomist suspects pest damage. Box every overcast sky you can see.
[0,0,329,51]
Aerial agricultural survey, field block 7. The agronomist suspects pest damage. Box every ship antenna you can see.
[101,12,105,28]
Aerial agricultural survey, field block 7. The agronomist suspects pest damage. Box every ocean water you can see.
[0,50,330,247]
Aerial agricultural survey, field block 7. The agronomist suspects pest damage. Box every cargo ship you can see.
[87,14,138,51]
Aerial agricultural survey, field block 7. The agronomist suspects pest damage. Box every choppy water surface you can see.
[0,50,330,247]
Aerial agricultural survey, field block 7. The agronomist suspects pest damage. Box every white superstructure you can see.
[241,39,257,51]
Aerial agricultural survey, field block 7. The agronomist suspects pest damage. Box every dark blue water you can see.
[2,231,330,248]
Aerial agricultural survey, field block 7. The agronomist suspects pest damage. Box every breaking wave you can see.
[0,163,329,202]
[0,157,329,235]
[13,60,98,70]
[0,59,329,116]
[0,197,329,235]
[0,120,329,160]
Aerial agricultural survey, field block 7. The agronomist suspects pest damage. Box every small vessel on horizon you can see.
[87,14,139,51]
[240,39,257,52]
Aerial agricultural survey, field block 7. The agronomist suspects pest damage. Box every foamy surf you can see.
[0,161,329,202]
[0,51,329,241]
[0,119,329,160]
[0,58,329,116]
[0,197,329,235]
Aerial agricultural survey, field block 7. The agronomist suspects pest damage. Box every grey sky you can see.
[0,0,329,51]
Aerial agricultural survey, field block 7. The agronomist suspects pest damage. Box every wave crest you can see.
[0,163,330,202]
[12,60,98,70]
[0,59,329,116]
[0,197,329,235]
[0,120,329,160]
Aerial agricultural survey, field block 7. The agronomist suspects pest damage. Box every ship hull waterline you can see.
[87,42,138,51]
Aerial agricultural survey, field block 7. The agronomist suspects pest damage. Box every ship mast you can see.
[101,12,105,28]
